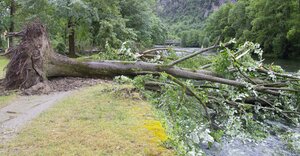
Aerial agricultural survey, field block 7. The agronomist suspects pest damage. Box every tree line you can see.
[180,0,300,59]
[0,0,167,57]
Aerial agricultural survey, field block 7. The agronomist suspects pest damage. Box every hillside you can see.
[156,0,236,35]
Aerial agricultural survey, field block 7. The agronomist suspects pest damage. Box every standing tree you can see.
[50,0,90,57]
[202,0,300,58]
[0,0,16,49]
[8,0,15,48]
[0,1,9,48]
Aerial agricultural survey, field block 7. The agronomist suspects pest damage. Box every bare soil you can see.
[0,77,110,96]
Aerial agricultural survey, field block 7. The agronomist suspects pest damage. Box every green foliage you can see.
[0,0,167,53]
[120,0,167,47]
[177,55,212,70]
[128,42,300,155]
[0,0,11,48]
[202,0,300,58]
[135,77,208,155]
[157,0,231,38]
[55,42,66,54]
[281,132,300,153]
[209,130,224,143]
[85,41,140,61]
[180,30,202,47]
[164,0,300,57]
[213,49,232,76]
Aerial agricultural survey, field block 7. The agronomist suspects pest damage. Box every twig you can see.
[256,82,288,87]
[262,87,299,92]
[200,63,212,69]
[257,97,297,124]
[226,101,300,115]
[257,67,300,80]
[140,48,168,55]
[226,47,258,85]
[4,31,25,37]
[236,64,257,85]
[235,49,251,60]
[0,50,12,56]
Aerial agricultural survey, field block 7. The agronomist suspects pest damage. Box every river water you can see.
[264,57,300,73]
[200,121,300,156]
[154,46,300,72]
[155,46,300,156]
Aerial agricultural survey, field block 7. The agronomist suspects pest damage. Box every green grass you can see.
[0,56,15,108]
[0,84,174,155]
[0,94,16,108]
[0,56,8,79]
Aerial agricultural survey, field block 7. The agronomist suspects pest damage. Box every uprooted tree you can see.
[2,21,300,125]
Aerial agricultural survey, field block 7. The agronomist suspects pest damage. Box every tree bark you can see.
[68,17,76,58]
[9,0,16,48]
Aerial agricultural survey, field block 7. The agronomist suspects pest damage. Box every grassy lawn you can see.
[0,56,16,108]
[0,84,174,155]
[0,94,16,108]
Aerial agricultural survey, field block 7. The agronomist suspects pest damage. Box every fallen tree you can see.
[2,21,300,125]
[2,22,291,95]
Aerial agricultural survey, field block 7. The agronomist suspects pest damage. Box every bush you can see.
[55,42,66,54]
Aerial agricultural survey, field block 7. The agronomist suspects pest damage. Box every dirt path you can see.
[0,91,72,143]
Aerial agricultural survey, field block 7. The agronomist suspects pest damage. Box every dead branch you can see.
[4,31,25,38]
[140,48,168,55]
[258,67,300,80]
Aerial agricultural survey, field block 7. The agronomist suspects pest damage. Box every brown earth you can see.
[1,77,111,96]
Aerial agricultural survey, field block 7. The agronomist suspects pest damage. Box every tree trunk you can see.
[68,17,76,58]
[9,0,16,48]
[90,21,99,47]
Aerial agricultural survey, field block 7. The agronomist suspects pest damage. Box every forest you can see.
[160,0,300,59]
[0,0,299,156]
[0,0,167,56]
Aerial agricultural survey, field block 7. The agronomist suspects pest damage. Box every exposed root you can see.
[4,21,49,89]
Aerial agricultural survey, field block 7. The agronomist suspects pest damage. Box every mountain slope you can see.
[156,0,236,36]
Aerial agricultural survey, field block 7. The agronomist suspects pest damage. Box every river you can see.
[264,57,300,73]
[154,45,300,72]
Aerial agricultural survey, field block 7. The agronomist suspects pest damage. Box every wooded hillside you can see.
[159,0,300,58]
[156,0,235,37]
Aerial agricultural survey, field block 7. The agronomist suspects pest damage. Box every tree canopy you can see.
[177,0,300,58]
[0,0,167,55]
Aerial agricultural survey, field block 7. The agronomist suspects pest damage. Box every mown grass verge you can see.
[0,84,174,155]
